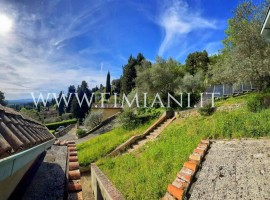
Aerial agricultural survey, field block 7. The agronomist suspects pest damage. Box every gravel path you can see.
[190,139,270,200]
[22,145,67,200]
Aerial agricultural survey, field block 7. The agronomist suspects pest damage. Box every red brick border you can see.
[163,140,210,200]
[53,140,83,199]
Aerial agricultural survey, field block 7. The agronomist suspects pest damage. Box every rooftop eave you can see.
[0,139,55,182]
[261,6,270,38]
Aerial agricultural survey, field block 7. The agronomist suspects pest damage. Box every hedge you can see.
[45,119,77,130]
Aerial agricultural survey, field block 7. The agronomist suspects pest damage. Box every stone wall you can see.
[91,164,124,200]
[55,124,75,138]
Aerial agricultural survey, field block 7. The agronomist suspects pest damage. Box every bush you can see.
[137,107,163,118]
[44,116,62,124]
[247,93,270,112]
[118,109,138,130]
[198,103,215,116]
[84,111,103,129]
[76,128,86,136]
[45,119,77,130]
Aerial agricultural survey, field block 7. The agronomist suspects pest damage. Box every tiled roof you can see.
[0,104,55,159]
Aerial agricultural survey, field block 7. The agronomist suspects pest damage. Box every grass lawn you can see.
[77,119,156,166]
[97,95,270,199]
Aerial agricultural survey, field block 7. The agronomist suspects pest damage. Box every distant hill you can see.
[7,99,36,105]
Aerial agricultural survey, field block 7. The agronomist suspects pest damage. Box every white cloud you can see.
[0,0,110,99]
[204,41,223,55]
[157,0,217,56]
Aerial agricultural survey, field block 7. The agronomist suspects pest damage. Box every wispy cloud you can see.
[0,0,111,99]
[157,0,217,56]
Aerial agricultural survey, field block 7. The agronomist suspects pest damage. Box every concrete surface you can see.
[190,139,270,200]
[22,145,67,200]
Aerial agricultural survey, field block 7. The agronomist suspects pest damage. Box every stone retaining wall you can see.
[77,112,120,138]
[55,124,75,138]
[91,164,124,200]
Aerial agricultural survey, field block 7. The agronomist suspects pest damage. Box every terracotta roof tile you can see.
[0,104,55,159]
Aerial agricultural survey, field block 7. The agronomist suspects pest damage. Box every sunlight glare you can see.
[0,14,13,35]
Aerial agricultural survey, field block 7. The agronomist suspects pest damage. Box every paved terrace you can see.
[190,139,270,200]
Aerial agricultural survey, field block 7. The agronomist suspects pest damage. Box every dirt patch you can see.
[190,139,270,200]
[80,171,95,200]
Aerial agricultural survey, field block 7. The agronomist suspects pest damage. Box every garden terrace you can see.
[96,94,270,199]
[76,119,156,167]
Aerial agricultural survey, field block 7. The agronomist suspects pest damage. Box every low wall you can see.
[78,112,120,138]
[55,124,75,138]
[176,109,198,118]
[92,108,122,121]
[91,164,124,200]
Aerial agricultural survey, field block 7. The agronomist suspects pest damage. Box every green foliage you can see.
[211,1,270,89]
[118,109,139,130]
[121,53,145,95]
[43,113,73,124]
[111,79,121,94]
[182,70,205,92]
[76,128,86,136]
[0,91,7,106]
[247,93,270,112]
[105,71,111,99]
[185,50,210,76]
[135,57,184,101]
[45,119,77,130]
[84,110,103,129]
[137,107,164,118]
[20,108,42,122]
[66,85,76,113]
[97,102,270,199]
[71,81,92,120]
[57,91,65,116]
[118,107,161,130]
[49,130,55,134]
[77,120,155,166]
[198,103,215,116]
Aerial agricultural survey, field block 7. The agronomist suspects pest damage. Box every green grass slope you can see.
[77,119,155,166]
[97,94,270,199]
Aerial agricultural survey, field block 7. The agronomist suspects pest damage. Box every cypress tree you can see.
[105,71,111,99]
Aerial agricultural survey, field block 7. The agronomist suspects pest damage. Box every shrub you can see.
[76,128,86,136]
[247,93,270,112]
[118,109,138,130]
[44,116,62,124]
[84,111,103,129]
[45,119,77,130]
[198,103,215,116]
[137,107,164,118]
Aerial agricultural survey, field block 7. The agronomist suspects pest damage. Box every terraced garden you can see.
[77,119,156,166]
[95,94,270,199]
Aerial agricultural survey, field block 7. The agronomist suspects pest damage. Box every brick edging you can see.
[163,140,211,200]
[54,140,83,199]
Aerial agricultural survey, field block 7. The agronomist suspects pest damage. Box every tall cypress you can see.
[57,91,65,116]
[105,71,111,99]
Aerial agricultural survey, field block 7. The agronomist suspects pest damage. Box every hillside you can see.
[96,93,270,199]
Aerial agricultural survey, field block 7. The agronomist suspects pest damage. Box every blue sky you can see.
[0,0,263,99]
